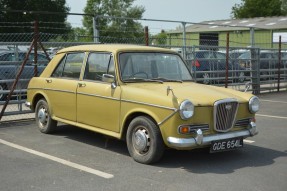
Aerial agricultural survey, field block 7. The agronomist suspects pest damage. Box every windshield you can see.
[119,52,192,82]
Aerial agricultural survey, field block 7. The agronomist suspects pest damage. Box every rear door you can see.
[44,52,85,122]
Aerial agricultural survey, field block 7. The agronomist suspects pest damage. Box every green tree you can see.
[231,0,285,18]
[153,30,167,45]
[0,0,70,35]
[70,27,93,42]
[282,0,287,14]
[83,0,145,42]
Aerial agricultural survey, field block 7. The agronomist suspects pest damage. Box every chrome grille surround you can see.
[214,98,239,132]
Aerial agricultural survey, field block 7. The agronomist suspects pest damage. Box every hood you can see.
[121,82,253,107]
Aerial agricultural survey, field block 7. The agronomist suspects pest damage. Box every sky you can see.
[66,0,242,34]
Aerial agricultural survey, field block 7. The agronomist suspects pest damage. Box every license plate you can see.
[210,137,243,153]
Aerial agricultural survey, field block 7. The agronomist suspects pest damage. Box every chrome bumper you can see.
[167,122,258,148]
[25,101,31,108]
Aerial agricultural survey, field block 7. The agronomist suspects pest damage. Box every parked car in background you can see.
[26,44,259,164]
[0,51,49,100]
[237,50,279,80]
[229,49,249,59]
[187,50,246,84]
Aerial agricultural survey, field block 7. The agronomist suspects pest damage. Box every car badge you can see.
[225,104,232,110]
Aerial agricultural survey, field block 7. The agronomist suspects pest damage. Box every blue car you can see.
[187,50,246,84]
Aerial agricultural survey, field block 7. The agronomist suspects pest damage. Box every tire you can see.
[126,116,165,164]
[35,99,57,134]
[0,83,8,101]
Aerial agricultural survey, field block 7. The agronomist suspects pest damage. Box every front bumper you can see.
[25,101,31,109]
[167,122,258,148]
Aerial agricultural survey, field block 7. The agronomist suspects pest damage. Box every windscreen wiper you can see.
[151,77,183,83]
[124,78,163,83]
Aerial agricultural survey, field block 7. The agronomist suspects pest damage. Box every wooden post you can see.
[225,32,229,88]
[277,35,282,92]
[144,26,149,46]
[34,20,39,77]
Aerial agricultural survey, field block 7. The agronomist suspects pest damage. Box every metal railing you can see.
[1,44,287,121]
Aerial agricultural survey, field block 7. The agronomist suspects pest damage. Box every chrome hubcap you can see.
[38,108,47,124]
[133,128,150,153]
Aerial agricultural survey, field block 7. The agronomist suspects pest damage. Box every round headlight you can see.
[249,96,260,113]
[179,100,194,120]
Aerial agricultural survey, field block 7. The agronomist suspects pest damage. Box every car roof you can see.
[57,44,175,54]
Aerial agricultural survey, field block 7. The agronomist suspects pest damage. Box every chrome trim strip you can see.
[167,125,257,148]
[77,92,120,101]
[122,99,177,111]
[44,88,75,94]
[235,118,251,127]
[177,124,209,134]
[27,87,42,90]
[158,109,178,126]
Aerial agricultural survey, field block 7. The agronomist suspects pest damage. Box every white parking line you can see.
[0,138,114,179]
[256,114,287,119]
[260,99,287,104]
[244,140,255,144]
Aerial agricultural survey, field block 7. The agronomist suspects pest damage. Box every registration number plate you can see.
[210,137,243,153]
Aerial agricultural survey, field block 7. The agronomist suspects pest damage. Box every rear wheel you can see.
[126,116,165,164]
[35,99,57,133]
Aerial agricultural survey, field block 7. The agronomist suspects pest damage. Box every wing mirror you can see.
[102,74,117,89]
[102,74,114,83]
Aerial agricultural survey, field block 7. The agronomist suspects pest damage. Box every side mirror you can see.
[102,74,117,89]
[102,74,115,83]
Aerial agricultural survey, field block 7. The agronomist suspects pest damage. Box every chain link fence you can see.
[1,18,287,121]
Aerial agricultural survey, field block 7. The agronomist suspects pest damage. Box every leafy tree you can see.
[0,0,71,36]
[69,27,93,42]
[83,0,145,42]
[231,0,285,18]
[153,30,167,45]
[282,0,287,14]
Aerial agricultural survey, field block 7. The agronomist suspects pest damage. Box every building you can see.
[167,16,287,49]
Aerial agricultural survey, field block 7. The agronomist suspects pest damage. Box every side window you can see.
[84,52,114,81]
[51,52,84,79]
[51,56,66,77]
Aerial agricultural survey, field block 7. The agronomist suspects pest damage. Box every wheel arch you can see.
[120,111,158,141]
[31,93,49,111]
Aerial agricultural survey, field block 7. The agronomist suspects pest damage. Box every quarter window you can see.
[51,52,85,79]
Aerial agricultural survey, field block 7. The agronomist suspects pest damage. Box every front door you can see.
[76,52,121,132]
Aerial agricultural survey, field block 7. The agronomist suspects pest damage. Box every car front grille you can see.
[214,99,239,132]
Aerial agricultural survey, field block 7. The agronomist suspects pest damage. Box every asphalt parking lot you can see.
[0,91,286,191]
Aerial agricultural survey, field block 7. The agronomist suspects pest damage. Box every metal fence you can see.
[1,19,287,121]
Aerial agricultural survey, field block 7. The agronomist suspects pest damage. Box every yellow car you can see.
[26,44,259,164]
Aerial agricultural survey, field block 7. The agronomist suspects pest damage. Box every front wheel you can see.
[126,116,165,164]
[35,99,57,134]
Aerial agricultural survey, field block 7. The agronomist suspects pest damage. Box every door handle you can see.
[46,79,52,83]
[78,82,86,87]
